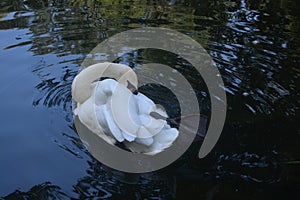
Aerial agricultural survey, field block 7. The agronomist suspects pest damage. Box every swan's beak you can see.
[127,80,138,95]
[150,111,168,121]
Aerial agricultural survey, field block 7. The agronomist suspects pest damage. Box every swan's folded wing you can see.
[78,99,116,145]
[136,93,155,114]
[123,141,149,154]
[144,117,166,136]
[103,104,125,142]
[145,126,179,155]
[122,131,135,142]
[94,79,117,105]
[135,135,154,146]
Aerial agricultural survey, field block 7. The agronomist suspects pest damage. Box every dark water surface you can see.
[0,0,299,199]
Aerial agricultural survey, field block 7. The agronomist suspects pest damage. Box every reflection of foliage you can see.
[31,57,78,122]
[33,69,74,110]
[73,161,176,199]
[4,150,176,199]
[3,0,299,119]
[4,182,68,199]
[24,0,48,9]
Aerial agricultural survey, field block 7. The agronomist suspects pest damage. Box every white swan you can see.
[72,62,179,155]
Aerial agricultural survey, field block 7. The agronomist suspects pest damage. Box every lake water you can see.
[0,0,299,199]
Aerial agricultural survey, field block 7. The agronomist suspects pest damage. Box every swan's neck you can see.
[72,63,138,104]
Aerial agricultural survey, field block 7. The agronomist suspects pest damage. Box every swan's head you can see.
[72,62,138,104]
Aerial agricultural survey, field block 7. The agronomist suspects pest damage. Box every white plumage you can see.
[72,63,179,155]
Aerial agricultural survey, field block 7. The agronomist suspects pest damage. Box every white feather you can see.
[73,67,179,155]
